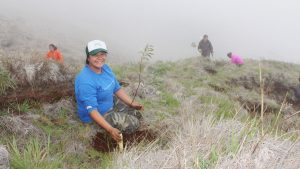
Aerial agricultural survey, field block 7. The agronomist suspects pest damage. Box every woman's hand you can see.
[90,110,122,141]
[115,89,144,110]
[108,127,122,142]
[130,101,144,110]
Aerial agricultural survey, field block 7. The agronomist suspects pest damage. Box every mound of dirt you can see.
[0,56,75,106]
[0,115,45,139]
[92,129,158,152]
[225,72,300,131]
[3,56,74,87]
[43,98,76,119]
[203,65,217,75]
[230,73,296,102]
[229,72,300,114]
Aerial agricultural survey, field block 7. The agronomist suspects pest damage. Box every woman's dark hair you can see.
[85,46,90,64]
[49,44,57,50]
[227,52,232,57]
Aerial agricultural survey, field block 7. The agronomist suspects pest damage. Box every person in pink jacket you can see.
[227,52,244,66]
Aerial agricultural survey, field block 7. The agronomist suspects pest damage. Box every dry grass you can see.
[0,54,76,105]
[110,58,300,169]
[112,98,300,169]
[217,137,300,169]
[111,90,243,169]
[0,115,45,141]
[0,53,74,88]
[0,66,15,95]
[0,51,15,94]
[0,55,299,168]
[42,98,76,119]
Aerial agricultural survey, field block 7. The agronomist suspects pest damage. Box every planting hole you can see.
[92,129,158,152]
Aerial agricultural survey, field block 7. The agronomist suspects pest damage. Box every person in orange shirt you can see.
[46,44,63,64]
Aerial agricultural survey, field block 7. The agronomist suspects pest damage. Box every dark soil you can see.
[92,129,158,152]
[209,83,226,92]
[0,80,128,108]
[241,101,278,116]
[229,74,296,100]
[203,66,217,75]
[228,74,300,112]
[0,82,74,108]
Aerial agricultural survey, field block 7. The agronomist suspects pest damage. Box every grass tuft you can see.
[0,66,15,95]
[9,137,64,169]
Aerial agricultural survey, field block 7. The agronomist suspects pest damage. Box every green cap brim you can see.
[89,48,107,56]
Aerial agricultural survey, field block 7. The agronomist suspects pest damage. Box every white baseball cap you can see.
[86,40,108,55]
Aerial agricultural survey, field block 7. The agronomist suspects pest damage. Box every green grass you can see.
[4,100,43,114]
[29,112,112,168]
[227,134,240,155]
[0,67,15,95]
[86,149,112,169]
[111,63,139,79]
[195,146,219,169]
[0,109,10,116]
[159,92,180,108]
[35,115,74,137]
[17,100,31,113]
[200,95,236,119]
[150,61,175,76]
[59,147,112,169]
[9,137,64,169]
[2,56,300,168]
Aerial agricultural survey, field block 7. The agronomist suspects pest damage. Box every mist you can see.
[0,0,300,64]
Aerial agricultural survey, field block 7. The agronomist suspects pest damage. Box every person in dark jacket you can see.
[198,35,214,58]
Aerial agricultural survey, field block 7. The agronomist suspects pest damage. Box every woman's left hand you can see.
[130,101,144,110]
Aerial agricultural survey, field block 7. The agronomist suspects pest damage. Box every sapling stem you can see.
[130,44,154,106]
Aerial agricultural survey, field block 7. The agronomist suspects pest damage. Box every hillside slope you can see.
[0,56,300,169]
[112,57,300,169]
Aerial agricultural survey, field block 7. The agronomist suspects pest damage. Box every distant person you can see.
[46,44,63,64]
[227,52,244,66]
[198,35,214,58]
[75,40,143,142]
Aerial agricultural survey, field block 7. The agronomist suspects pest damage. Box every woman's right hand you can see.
[130,101,144,110]
[108,127,122,142]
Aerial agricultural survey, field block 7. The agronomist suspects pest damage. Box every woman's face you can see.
[88,52,107,69]
[49,45,55,51]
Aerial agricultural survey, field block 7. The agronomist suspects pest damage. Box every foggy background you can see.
[0,0,299,64]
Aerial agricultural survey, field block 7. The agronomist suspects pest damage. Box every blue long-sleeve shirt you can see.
[75,64,121,123]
